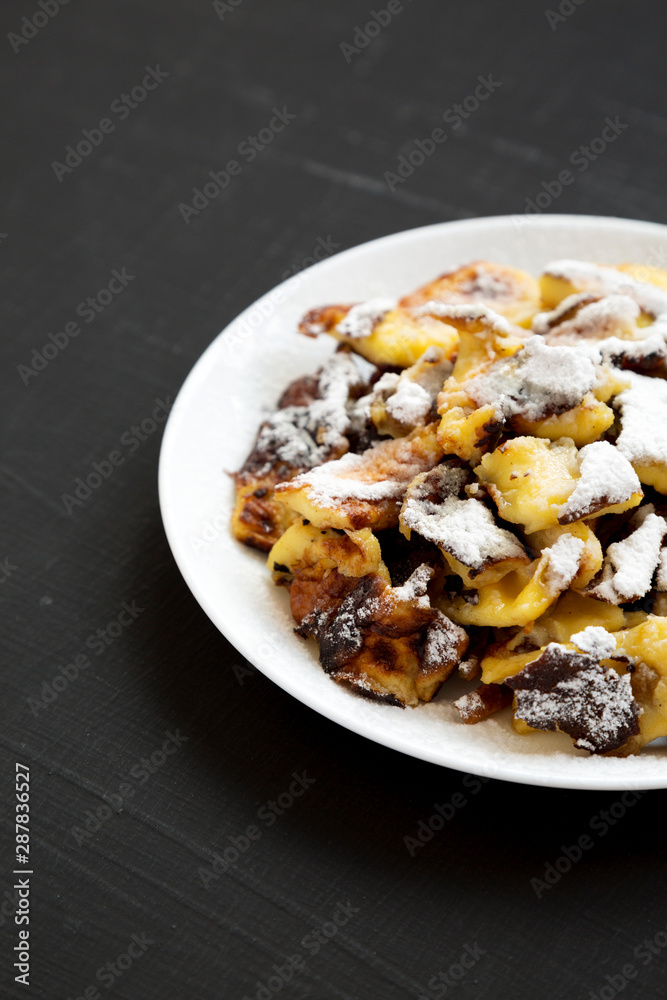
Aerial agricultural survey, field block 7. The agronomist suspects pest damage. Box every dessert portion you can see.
[230,258,667,756]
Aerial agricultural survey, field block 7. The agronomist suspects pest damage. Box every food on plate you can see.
[231,258,667,756]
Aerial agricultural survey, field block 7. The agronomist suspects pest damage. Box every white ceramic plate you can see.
[159,214,667,790]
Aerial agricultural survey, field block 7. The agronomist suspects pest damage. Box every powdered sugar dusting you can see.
[393,563,433,604]
[533,288,667,369]
[402,490,527,572]
[558,441,641,522]
[252,352,364,473]
[422,611,468,672]
[596,332,667,368]
[386,380,432,425]
[544,260,667,317]
[337,298,396,339]
[571,626,618,659]
[588,509,667,603]
[506,643,639,754]
[535,294,640,342]
[468,336,597,422]
[615,371,667,466]
[290,451,410,507]
[459,266,514,301]
[418,301,513,335]
[543,533,585,592]
[532,293,597,335]
[281,431,438,510]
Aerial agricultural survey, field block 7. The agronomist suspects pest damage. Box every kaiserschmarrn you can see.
[231,259,667,757]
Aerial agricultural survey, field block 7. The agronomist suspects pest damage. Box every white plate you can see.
[159,214,667,790]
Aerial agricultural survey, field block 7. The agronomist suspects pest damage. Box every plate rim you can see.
[159,213,667,790]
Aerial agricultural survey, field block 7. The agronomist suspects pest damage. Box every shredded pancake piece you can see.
[274,423,442,530]
[505,643,639,754]
[587,507,667,604]
[557,441,641,524]
[400,464,529,583]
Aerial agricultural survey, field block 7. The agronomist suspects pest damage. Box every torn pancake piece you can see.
[370,347,452,437]
[300,300,459,369]
[533,293,667,372]
[476,436,580,534]
[532,292,639,340]
[557,440,642,524]
[614,618,667,755]
[454,682,512,724]
[505,643,639,754]
[439,532,586,629]
[477,436,641,536]
[337,299,397,339]
[294,565,468,706]
[231,351,369,549]
[426,303,527,463]
[586,506,667,604]
[540,260,667,316]
[443,319,623,450]
[399,463,530,587]
[614,371,667,494]
[401,260,541,328]
[466,336,598,424]
[274,422,442,530]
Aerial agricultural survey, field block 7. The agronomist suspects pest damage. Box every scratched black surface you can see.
[2,1,667,998]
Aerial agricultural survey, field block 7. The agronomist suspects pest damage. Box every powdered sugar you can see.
[558,441,641,523]
[326,598,363,655]
[393,563,433,604]
[534,294,640,342]
[571,626,618,660]
[283,430,437,510]
[401,490,527,572]
[596,332,667,369]
[254,352,364,472]
[459,266,514,301]
[337,298,396,339]
[467,336,597,422]
[376,348,451,428]
[418,301,514,335]
[614,371,667,466]
[374,372,400,394]
[386,379,432,425]
[543,533,585,592]
[422,611,468,671]
[533,289,667,369]
[531,293,597,335]
[544,260,667,317]
[506,643,639,754]
[588,509,667,603]
[295,451,410,507]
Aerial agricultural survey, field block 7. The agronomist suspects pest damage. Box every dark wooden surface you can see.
[2,1,667,997]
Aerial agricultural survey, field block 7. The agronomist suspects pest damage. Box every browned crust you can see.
[299,304,353,338]
[454,683,512,724]
[275,423,443,532]
[506,645,640,754]
[399,260,516,311]
[231,368,353,551]
[291,569,466,706]
[231,479,300,552]
[289,568,359,627]
[557,490,639,526]
[277,374,320,408]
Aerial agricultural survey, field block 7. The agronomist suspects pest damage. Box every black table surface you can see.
[2,1,667,997]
